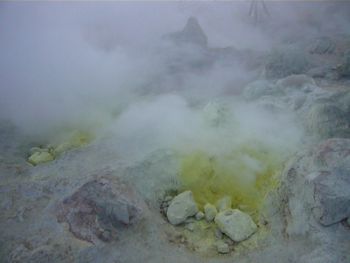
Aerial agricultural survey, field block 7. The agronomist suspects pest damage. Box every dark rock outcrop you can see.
[164,17,208,48]
[56,175,146,244]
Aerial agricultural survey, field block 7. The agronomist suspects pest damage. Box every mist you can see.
[1,1,350,262]
[1,1,349,138]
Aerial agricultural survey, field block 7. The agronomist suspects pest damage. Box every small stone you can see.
[166,191,198,225]
[216,240,230,254]
[216,196,232,212]
[195,211,204,220]
[28,151,54,165]
[204,203,217,222]
[215,209,257,242]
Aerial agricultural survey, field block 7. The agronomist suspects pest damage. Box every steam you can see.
[0,1,348,150]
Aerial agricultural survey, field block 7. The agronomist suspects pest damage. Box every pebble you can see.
[195,211,204,220]
[204,203,217,222]
[216,240,230,254]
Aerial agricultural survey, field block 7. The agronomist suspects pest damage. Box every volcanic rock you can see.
[215,209,257,242]
[166,191,198,225]
[56,175,146,244]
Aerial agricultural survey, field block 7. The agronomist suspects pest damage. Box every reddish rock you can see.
[56,175,146,244]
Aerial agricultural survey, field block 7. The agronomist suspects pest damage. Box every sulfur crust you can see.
[179,143,283,222]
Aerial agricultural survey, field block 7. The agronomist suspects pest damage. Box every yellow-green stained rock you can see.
[28,151,54,165]
[52,131,92,157]
[29,147,48,155]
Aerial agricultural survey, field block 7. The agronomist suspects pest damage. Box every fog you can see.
[0,1,348,166]
[1,1,349,156]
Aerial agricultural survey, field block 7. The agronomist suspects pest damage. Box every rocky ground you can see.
[1,17,350,263]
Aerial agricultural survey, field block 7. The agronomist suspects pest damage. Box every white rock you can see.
[204,203,217,222]
[166,191,198,225]
[216,196,232,212]
[216,240,230,254]
[195,211,204,220]
[215,209,257,242]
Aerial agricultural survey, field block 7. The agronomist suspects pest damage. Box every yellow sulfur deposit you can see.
[28,151,54,165]
[52,131,93,156]
[179,143,283,221]
[27,131,93,166]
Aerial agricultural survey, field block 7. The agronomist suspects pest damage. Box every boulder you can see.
[214,209,257,242]
[308,37,335,54]
[204,203,217,222]
[310,169,350,226]
[166,191,198,225]
[305,103,350,139]
[56,175,146,244]
[337,50,350,78]
[264,47,310,79]
[280,138,350,233]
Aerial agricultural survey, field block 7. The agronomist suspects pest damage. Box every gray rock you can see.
[164,196,173,202]
[216,240,230,254]
[216,196,232,212]
[215,209,257,242]
[347,217,350,225]
[204,203,217,222]
[243,80,282,101]
[195,211,204,220]
[305,103,350,139]
[166,191,198,225]
[311,169,350,226]
[309,37,335,54]
[264,47,310,79]
[56,175,146,244]
[276,74,316,91]
[280,138,350,235]
[337,49,350,78]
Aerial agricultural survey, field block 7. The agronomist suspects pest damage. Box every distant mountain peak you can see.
[164,16,208,48]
